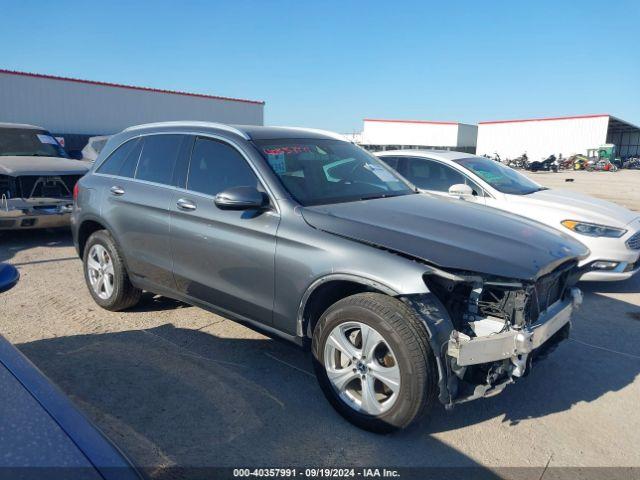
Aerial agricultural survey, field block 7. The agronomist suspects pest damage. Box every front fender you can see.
[401,293,457,407]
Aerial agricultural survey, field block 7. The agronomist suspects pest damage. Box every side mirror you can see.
[0,263,19,293]
[214,186,269,211]
[448,183,474,198]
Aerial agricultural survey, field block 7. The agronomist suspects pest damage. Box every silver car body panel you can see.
[73,122,586,406]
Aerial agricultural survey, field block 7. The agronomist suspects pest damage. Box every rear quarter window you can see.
[96,139,142,178]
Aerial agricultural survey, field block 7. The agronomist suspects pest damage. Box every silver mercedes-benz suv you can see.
[72,121,587,432]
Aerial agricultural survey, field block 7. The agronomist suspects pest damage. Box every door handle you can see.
[176,198,197,211]
[110,186,125,196]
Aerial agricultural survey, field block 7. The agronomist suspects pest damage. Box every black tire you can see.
[312,293,437,433]
[83,230,142,311]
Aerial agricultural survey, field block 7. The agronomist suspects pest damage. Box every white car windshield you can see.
[456,157,545,195]
[0,128,69,158]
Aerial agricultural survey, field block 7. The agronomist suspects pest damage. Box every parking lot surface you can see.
[1,170,639,478]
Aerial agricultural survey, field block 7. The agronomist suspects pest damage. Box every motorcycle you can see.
[526,154,558,172]
[507,153,528,169]
[558,155,577,170]
[622,157,640,169]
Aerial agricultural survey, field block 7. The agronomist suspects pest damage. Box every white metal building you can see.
[477,114,640,161]
[352,119,478,153]
[0,69,264,150]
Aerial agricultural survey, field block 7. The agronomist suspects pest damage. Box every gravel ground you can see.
[0,170,639,478]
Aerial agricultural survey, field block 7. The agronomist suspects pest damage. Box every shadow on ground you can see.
[15,285,639,477]
[0,229,73,264]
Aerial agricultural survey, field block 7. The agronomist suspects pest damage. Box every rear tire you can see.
[312,293,437,433]
[83,230,141,311]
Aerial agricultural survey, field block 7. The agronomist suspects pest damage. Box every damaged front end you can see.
[404,261,583,408]
[0,174,80,230]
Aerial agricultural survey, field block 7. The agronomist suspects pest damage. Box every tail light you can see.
[73,182,79,202]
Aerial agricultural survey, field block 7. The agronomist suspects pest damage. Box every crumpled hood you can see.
[0,156,89,176]
[506,189,638,228]
[302,194,589,281]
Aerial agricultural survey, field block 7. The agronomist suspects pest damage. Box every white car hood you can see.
[504,188,638,229]
[0,156,89,176]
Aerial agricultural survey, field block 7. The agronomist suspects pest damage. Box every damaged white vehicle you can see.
[0,123,88,230]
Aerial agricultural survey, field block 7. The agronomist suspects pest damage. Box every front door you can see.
[401,157,486,205]
[170,136,279,325]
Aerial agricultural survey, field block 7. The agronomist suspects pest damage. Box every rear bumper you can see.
[448,288,582,368]
[0,198,73,230]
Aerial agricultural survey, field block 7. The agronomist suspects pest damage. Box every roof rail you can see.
[124,121,251,140]
[273,126,348,142]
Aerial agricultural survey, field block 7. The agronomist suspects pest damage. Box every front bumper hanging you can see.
[448,288,582,368]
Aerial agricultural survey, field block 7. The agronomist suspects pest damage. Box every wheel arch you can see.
[296,274,399,339]
[77,218,109,259]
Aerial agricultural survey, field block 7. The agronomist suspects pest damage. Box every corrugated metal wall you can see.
[0,72,264,136]
[361,120,474,148]
[476,116,610,160]
[608,130,640,158]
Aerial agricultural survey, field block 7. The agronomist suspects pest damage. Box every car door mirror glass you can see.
[214,186,268,210]
[448,183,474,198]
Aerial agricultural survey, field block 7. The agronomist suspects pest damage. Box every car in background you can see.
[0,262,141,479]
[376,150,640,281]
[81,135,111,163]
[0,122,89,230]
[73,122,586,432]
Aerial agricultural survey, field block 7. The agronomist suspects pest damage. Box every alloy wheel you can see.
[324,321,401,415]
[87,244,115,300]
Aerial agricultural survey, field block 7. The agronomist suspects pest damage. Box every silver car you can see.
[0,123,88,230]
[72,121,587,432]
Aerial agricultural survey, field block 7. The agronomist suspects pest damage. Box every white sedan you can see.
[376,150,640,281]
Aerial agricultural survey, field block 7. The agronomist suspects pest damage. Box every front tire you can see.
[83,230,142,311]
[312,293,437,433]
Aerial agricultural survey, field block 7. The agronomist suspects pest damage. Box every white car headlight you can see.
[561,220,627,238]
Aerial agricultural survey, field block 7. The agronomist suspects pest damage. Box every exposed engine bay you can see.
[0,175,81,229]
[405,260,583,408]
[1,174,80,200]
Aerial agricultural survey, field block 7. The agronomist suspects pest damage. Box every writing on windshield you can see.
[255,139,413,206]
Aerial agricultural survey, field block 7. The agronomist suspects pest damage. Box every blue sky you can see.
[1,0,638,132]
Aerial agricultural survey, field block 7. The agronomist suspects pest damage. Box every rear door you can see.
[99,133,192,290]
[169,136,279,325]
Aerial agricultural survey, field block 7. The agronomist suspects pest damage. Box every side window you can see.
[135,135,188,185]
[406,158,483,195]
[96,138,142,178]
[187,137,258,196]
[379,156,400,170]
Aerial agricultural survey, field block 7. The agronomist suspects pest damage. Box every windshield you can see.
[254,139,414,206]
[456,157,543,195]
[0,128,68,158]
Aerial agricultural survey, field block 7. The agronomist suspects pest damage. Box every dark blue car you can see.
[0,263,141,480]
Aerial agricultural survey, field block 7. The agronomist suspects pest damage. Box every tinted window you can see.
[404,158,466,192]
[456,157,543,195]
[136,135,187,185]
[379,156,400,170]
[254,139,413,206]
[402,157,482,196]
[97,138,142,177]
[187,138,258,196]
